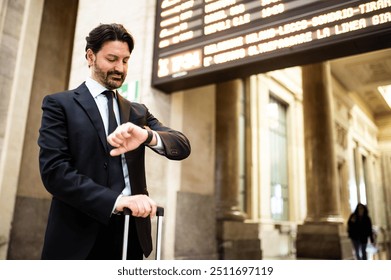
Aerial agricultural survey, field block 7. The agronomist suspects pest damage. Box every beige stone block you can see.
[218,221,259,240]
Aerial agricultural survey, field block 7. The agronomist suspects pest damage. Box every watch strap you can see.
[143,130,153,145]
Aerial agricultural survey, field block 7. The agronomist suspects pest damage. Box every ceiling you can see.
[330,48,391,116]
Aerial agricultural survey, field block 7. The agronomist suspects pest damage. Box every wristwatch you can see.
[143,130,153,145]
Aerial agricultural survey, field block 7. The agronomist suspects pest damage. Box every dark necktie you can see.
[102,90,118,136]
[102,90,125,193]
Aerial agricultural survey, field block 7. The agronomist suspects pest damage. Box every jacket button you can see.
[103,162,108,169]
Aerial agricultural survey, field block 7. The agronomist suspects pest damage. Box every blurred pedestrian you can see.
[347,203,375,260]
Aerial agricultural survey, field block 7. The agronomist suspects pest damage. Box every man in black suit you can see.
[38,23,191,260]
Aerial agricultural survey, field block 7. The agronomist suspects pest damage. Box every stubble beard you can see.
[92,61,126,90]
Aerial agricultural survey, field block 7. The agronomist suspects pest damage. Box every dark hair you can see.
[354,203,369,216]
[85,23,134,58]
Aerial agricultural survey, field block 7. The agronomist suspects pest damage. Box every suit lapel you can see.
[117,93,132,124]
[73,83,108,152]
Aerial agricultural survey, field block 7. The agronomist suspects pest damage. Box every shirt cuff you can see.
[112,194,123,215]
[149,131,163,151]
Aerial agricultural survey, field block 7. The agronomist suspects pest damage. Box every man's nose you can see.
[114,61,126,72]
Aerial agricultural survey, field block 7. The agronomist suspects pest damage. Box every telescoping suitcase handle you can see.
[122,206,165,260]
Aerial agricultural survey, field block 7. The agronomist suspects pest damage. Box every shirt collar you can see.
[85,77,117,98]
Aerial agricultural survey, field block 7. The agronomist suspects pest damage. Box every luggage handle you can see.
[123,206,164,217]
[122,206,164,260]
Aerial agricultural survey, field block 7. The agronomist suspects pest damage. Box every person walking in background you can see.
[347,203,375,260]
[38,23,191,260]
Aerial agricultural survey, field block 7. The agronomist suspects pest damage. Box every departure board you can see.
[152,0,391,92]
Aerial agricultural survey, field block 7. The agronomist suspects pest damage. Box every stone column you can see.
[338,161,352,221]
[215,79,246,221]
[6,0,79,259]
[215,79,261,259]
[0,0,45,260]
[296,63,352,259]
[353,144,365,203]
[381,154,391,259]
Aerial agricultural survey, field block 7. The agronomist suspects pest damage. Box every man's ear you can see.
[86,49,95,67]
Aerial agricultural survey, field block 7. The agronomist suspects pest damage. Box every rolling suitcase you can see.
[122,206,165,260]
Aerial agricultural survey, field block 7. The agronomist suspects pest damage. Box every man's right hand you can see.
[115,194,157,218]
[107,123,157,156]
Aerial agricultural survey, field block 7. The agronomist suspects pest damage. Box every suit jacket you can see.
[38,82,190,259]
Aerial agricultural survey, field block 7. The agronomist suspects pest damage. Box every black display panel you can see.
[152,0,391,92]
